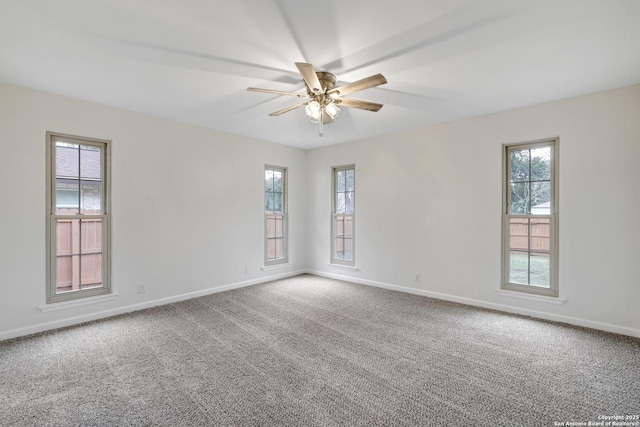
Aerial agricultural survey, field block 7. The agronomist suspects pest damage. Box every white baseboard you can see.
[0,269,306,341]
[307,269,640,339]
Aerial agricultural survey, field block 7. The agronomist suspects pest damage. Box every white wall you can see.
[0,83,307,339]
[2,82,639,340]
[306,84,640,337]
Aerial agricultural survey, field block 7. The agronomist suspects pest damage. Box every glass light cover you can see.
[325,102,340,119]
[305,101,321,123]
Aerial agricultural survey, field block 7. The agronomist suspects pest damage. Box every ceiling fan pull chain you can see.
[319,107,324,137]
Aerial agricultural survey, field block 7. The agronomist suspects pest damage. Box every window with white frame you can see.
[331,165,355,266]
[46,132,111,303]
[503,139,558,297]
[265,166,287,265]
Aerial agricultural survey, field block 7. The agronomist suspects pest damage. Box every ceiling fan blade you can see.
[295,62,324,94]
[335,98,384,112]
[269,101,308,116]
[247,87,309,98]
[328,73,387,97]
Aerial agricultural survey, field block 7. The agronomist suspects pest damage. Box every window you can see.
[331,165,355,266]
[46,132,111,303]
[503,139,558,296]
[265,166,287,266]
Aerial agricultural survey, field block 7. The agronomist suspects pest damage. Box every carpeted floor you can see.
[1,274,639,426]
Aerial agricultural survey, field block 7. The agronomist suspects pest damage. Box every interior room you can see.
[1,1,639,425]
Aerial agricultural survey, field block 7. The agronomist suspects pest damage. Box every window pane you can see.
[266,192,283,213]
[266,216,276,238]
[530,216,551,287]
[509,217,529,284]
[530,218,550,256]
[346,169,354,191]
[273,170,282,192]
[56,143,79,179]
[275,237,283,259]
[510,183,529,214]
[509,217,529,253]
[530,147,551,181]
[56,179,79,214]
[265,170,274,191]
[80,180,102,214]
[343,238,353,261]
[273,193,282,213]
[510,149,529,183]
[335,216,345,237]
[336,192,346,214]
[81,219,102,253]
[509,252,528,284]
[80,253,103,289]
[56,219,79,292]
[335,237,344,260]
[508,217,551,288]
[344,216,353,238]
[345,191,354,214]
[336,170,345,192]
[80,145,101,180]
[57,219,78,256]
[530,181,550,214]
[275,216,283,238]
[267,239,276,260]
[265,192,273,212]
[55,219,103,294]
[529,254,550,287]
[56,144,80,214]
[56,255,78,293]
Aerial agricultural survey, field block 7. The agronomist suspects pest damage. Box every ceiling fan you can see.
[248,62,387,136]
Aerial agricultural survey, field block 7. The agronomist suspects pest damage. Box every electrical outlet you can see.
[414,273,421,283]
[137,282,146,293]
[244,266,250,275]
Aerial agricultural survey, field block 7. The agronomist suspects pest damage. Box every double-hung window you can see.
[331,165,355,266]
[46,132,111,303]
[503,139,558,296]
[265,166,287,266]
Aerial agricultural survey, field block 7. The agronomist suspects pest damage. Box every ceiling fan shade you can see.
[305,100,322,122]
[248,62,386,135]
[324,102,340,119]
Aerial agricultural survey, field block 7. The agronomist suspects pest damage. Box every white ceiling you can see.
[2,0,640,149]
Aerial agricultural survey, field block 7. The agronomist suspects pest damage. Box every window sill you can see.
[494,289,565,305]
[261,263,290,271]
[39,293,119,312]
[328,263,359,272]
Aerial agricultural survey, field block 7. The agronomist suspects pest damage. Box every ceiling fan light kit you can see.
[248,62,387,137]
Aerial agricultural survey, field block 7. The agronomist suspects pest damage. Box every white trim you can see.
[261,263,291,271]
[307,269,640,339]
[7,270,638,341]
[494,288,565,305]
[1,270,305,342]
[39,293,119,312]
[327,263,359,272]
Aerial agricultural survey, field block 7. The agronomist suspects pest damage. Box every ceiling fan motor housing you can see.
[306,71,337,95]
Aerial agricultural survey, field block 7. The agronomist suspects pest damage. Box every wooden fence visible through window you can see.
[509,217,550,254]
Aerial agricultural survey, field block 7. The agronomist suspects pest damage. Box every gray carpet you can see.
[1,274,639,426]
